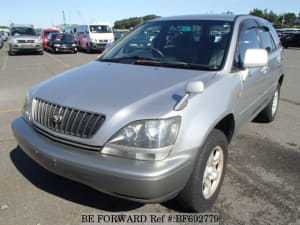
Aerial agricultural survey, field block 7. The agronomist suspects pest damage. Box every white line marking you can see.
[45,52,70,68]
[1,54,8,71]
[0,108,21,114]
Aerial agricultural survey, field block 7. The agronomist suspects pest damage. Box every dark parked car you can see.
[41,28,59,48]
[47,33,78,53]
[0,33,4,49]
[113,30,129,41]
[281,33,300,48]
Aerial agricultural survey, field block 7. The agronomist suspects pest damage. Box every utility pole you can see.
[281,14,286,26]
[63,10,66,26]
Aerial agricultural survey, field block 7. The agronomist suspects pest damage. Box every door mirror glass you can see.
[186,81,204,94]
[243,48,268,68]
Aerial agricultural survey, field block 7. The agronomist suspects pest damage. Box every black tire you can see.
[39,51,44,55]
[86,43,91,53]
[8,50,16,56]
[176,129,228,212]
[253,84,280,123]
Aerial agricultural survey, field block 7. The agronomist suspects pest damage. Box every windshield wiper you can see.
[100,57,216,70]
[136,60,216,71]
[100,56,159,63]
[167,62,216,70]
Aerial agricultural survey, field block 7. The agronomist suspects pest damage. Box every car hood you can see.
[31,61,215,144]
[9,35,40,40]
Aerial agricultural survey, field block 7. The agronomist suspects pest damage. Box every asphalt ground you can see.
[0,43,299,225]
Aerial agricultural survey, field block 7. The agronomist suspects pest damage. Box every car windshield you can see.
[99,20,232,71]
[50,33,74,41]
[44,30,58,37]
[89,25,112,33]
[11,27,36,36]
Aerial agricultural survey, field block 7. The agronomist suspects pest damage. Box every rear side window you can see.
[258,28,275,52]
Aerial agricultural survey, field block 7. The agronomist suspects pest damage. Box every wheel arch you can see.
[278,74,284,87]
[214,113,235,144]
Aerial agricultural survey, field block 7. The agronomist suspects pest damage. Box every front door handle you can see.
[260,66,268,74]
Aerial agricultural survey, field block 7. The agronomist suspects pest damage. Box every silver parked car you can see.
[8,25,43,55]
[12,15,284,212]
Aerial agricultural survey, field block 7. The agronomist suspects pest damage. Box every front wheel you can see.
[8,47,16,56]
[176,129,228,212]
[86,43,91,53]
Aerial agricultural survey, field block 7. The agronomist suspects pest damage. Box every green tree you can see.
[279,13,297,26]
[114,15,160,29]
[250,8,280,27]
[249,8,264,18]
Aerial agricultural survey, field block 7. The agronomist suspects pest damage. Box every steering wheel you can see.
[151,47,164,57]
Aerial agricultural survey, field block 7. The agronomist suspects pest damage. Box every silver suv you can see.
[8,25,43,55]
[12,15,284,212]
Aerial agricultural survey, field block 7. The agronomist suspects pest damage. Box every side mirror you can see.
[174,81,205,111]
[243,48,268,68]
[186,81,204,94]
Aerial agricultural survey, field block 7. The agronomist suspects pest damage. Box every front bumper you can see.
[11,117,193,203]
[53,46,77,52]
[90,42,107,51]
[10,43,43,52]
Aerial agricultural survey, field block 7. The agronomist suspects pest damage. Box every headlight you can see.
[54,44,61,47]
[72,43,77,46]
[36,37,43,43]
[22,91,33,122]
[102,117,181,161]
[9,39,17,44]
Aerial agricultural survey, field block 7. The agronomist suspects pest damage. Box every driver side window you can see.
[233,21,260,69]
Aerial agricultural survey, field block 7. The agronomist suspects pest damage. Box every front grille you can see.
[17,40,34,43]
[32,98,105,138]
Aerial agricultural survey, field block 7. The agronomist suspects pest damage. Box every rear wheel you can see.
[176,129,228,212]
[253,84,280,123]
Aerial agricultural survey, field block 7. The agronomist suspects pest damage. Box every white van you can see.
[75,24,114,52]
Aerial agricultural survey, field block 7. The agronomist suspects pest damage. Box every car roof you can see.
[151,14,239,22]
[42,29,59,31]
[149,14,272,24]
